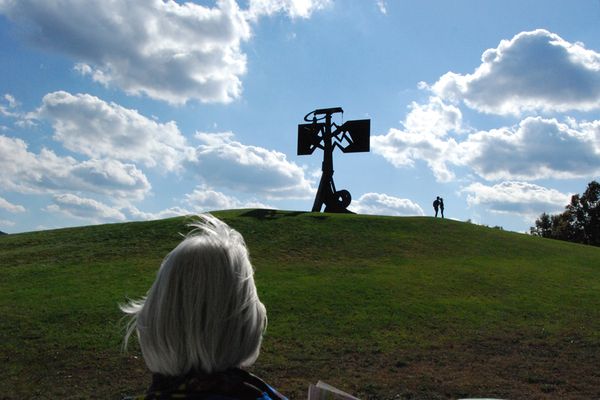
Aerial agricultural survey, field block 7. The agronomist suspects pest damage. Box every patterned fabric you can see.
[124,368,287,400]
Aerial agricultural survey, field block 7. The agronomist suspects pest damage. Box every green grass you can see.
[1,209,600,399]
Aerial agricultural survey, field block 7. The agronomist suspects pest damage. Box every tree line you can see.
[530,181,600,247]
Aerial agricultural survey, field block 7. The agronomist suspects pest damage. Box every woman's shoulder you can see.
[124,368,287,400]
[230,368,287,400]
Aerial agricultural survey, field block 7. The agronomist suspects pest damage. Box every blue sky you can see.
[1,0,599,233]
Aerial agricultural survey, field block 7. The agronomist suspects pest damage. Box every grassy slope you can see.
[1,209,599,399]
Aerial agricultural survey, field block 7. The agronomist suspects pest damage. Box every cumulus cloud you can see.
[376,30,600,182]
[371,96,463,182]
[0,219,15,228]
[372,128,459,182]
[376,0,387,15]
[246,0,331,19]
[578,119,600,150]
[0,93,36,128]
[121,205,191,221]
[0,196,25,213]
[458,117,600,180]
[194,131,314,199]
[0,0,333,105]
[350,192,424,216]
[374,115,600,183]
[430,29,600,115]
[460,181,570,218]
[45,193,126,222]
[122,186,271,221]
[373,91,600,182]
[46,194,193,224]
[404,96,463,137]
[38,91,195,171]
[0,0,251,104]
[184,185,271,211]
[3,94,17,108]
[0,135,151,200]
[0,94,19,118]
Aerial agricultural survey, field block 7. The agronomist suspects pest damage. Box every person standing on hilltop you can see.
[439,197,445,218]
[433,196,440,217]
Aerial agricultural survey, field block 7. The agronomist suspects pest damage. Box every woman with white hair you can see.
[121,215,286,400]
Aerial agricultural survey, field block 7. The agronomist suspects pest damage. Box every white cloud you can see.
[246,0,331,19]
[371,96,463,182]
[373,92,600,182]
[72,159,151,200]
[350,192,424,216]
[578,119,600,152]
[0,0,251,104]
[0,93,18,117]
[4,94,17,108]
[375,116,600,183]
[376,0,387,15]
[403,96,463,137]
[121,205,191,221]
[194,131,314,199]
[122,187,271,221]
[0,93,36,127]
[45,193,126,222]
[184,185,271,212]
[38,91,195,171]
[461,181,570,218]
[0,196,25,213]
[372,128,459,182]
[458,117,600,181]
[375,30,600,182]
[0,219,15,228]
[430,29,600,115]
[0,135,151,200]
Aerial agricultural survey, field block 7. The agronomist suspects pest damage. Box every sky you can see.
[0,0,599,234]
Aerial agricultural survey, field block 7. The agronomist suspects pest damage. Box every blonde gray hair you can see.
[121,214,267,376]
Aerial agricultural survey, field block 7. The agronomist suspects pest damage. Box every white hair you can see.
[121,214,267,376]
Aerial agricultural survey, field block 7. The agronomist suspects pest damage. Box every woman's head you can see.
[121,214,267,376]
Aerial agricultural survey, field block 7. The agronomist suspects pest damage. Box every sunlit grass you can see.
[1,210,599,399]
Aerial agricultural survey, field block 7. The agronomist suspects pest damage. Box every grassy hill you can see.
[1,209,599,399]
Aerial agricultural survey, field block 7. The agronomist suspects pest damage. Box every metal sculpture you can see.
[298,107,370,213]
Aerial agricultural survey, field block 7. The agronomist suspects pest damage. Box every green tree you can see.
[531,180,600,246]
[530,212,552,237]
[551,211,573,242]
[572,180,600,246]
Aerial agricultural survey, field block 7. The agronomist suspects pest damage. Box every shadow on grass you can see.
[240,209,309,220]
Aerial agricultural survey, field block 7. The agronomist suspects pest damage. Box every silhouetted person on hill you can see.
[121,215,286,400]
[439,197,445,218]
[433,196,440,217]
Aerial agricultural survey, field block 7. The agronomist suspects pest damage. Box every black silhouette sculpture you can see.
[298,107,370,213]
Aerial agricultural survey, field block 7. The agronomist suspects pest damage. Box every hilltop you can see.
[1,209,599,399]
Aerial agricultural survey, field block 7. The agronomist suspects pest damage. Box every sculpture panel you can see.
[297,107,370,213]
